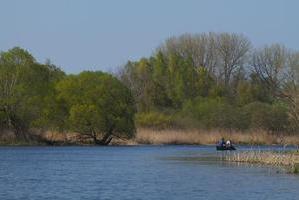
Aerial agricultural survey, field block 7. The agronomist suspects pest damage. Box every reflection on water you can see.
[0,145,298,200]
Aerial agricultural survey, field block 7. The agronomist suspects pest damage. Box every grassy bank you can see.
[133,128,299,145]
[225,151,299,174]
[1,128,299,146]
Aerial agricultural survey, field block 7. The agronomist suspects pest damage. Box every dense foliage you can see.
[0,47,65,140]
[0,47,136,144]
[0,32,298,145]
[54,72,136,144]
[119,33,299,132]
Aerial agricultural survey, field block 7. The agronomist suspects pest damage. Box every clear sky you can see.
[0,0,298,73]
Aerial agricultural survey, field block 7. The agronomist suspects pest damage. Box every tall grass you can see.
[225,151,299,173]
[1,128,299,146]
[134,128,299,145]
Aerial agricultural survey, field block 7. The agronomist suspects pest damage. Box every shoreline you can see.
[133,128,299,146]
[0,143,298,148]
[1,128,299,146]
[2,135,299,174]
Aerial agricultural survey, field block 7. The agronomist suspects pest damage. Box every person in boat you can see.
[218,138,225,147]
[226,140,231,147]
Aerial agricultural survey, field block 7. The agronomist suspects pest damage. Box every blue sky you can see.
[0,0,298,73]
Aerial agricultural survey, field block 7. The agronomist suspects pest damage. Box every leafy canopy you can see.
[56,71,136,144]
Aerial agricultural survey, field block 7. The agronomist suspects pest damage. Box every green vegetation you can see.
[55,72,136,144]
[0,47,65,141]
[0,48,136,145]
[119,33,299,133]
[0,32,299,145]
[136,112,174,129]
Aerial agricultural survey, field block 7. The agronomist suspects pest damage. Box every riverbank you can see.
[1,128,299,146]
[132,128,299,146]
[225,151,299,174]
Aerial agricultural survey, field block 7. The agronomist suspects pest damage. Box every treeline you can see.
[1,32,298,145]
[119,32,299,132]
[0,47,136,144]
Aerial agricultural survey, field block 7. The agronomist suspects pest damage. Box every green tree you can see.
[196,67,215,97]
[151,51,171,108]
[0,47,63,140]
[56,71,136,145]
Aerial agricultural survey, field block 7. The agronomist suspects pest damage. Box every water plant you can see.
[226,151,299,174]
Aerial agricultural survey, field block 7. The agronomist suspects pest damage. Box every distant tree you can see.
[159,33,218,73]
[196,67,215,97]
[216,33,251,87]
[151,51,172,107]
[119,59,154,112]
[117,32,299,132]
[167,53,185,107]
[285,53,299,129]
[252,45,299,129]
[252,44,288,96]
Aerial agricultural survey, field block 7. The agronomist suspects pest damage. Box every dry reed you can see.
[134,128,299,145]
[2,128,299,146]
[225,151,299,173]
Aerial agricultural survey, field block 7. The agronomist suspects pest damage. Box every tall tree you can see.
[216,33,250,87]
[0,47,62,140]
[252,44,299,129]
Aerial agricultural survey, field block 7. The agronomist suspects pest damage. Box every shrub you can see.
[243,101,289,132]
[136,112,174,129]
[181,97,249,130]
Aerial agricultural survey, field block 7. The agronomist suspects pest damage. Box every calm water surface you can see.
[0,145,298,200]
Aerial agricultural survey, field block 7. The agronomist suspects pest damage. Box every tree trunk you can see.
[98,133,113,145]
[92,131,113,145]
[9,115,30,142]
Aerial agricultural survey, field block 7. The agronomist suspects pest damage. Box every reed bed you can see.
[1,128,299,146]
[226,151,299,173]
[134,128,299,145]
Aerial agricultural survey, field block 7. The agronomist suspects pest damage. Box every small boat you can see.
[216,145,236,151]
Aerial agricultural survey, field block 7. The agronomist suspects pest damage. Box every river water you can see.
[0,145,298,200]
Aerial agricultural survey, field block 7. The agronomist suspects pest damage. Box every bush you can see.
[136,112,174,129]
[243,101,289,132]
[181,97,249,130]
